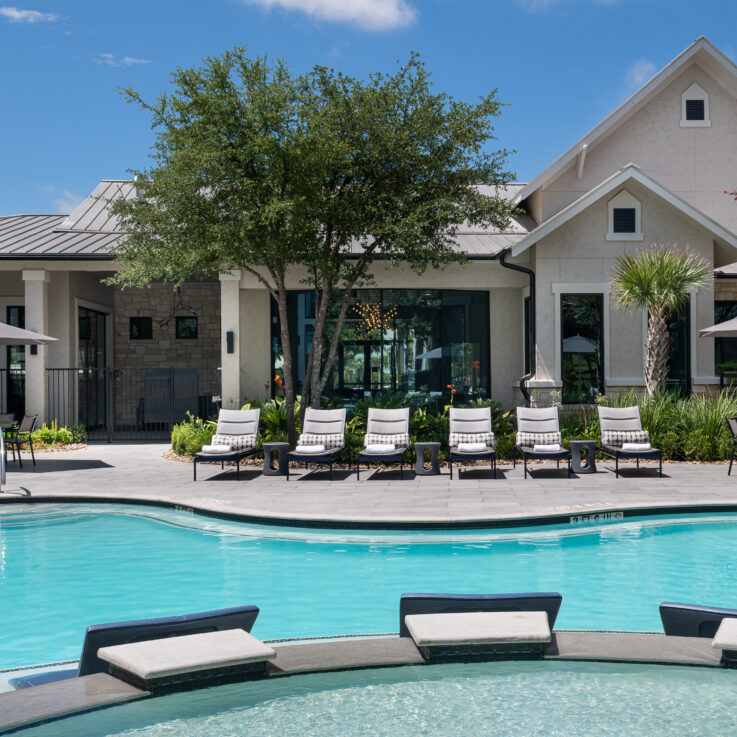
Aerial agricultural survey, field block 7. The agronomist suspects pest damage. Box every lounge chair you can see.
[193,409,260,481]
[513,407,571,478]
[727,418,737,475]
[448,407,496,479]
[356,407,412,479]
[10,605,261,689]
[5,414,37,468]
[399,592,562,662]
[659,601,737,638]
[597,405,662,478]
[287,408,346,480]
[660,601,737,667]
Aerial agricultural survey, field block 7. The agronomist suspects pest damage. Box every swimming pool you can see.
[2,503,737,668]
[17,660,737,736]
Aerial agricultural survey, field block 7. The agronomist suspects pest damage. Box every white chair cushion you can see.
[97,629,276,681]
[712,618,737,650]
[404,611,551,647]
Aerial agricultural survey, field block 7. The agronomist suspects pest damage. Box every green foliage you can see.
[242,395,302,444]
[31,422,73,446]
[171,412,216,456]
[69,424,88,444]
[108,47,516,439]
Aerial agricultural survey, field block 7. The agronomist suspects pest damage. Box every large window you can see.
[715,300,737,376]
[272,289,490,402]
[561,294,604,403]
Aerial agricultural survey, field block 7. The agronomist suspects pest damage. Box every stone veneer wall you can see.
[715,278,737,302]
[113,281,221,368]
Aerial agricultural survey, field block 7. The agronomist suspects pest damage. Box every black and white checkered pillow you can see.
[601,430,649,448]
[212,433,257,450]
[364,432,410,447]
[516,431,562,446]
[449,432,495,448]
[297,432,344,449]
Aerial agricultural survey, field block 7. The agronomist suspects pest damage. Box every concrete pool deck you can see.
[1,442,736,526]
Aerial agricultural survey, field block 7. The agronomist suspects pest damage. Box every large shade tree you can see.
[108,48,515,441]
[611,245,712,396]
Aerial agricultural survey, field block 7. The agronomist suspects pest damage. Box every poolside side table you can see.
[570,440,597,474]
[415,441,441,476]
[262,442,289,476]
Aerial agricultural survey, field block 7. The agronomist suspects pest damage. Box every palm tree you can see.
[611,245,712,397]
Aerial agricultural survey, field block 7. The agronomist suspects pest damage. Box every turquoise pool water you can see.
[19,661,737,737]
[2,504,737,668]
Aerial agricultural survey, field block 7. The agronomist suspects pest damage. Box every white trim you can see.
[515,37,737,203]
[21,269,50,283]
[526,379,562,389]
[693,376,720,384]
[681,82,711,127]
[552,282,610,384]
[511,164,737,257]
[606,378,647,387]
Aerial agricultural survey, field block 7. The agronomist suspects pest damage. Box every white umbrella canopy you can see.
[699,317,737,338]
[0,322,57,345]
[562,335,598,353]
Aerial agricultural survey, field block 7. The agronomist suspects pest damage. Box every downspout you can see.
[497,248,536,407]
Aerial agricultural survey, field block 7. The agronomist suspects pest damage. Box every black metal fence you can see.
[47,367,221,440]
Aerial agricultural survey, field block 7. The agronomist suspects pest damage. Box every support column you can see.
[219,271,242,409]
[23,269,50,423]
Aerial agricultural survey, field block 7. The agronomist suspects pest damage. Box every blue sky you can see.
[1,0,736,215]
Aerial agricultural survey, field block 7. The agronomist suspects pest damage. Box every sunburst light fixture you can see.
[353,303,398,334]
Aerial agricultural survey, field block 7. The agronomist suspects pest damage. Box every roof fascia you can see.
[510,164,737,256]
[515,37,737,204]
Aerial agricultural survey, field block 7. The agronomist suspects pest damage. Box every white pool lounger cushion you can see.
[711,618,737,650]
[404,611,551,647]
[97,629,276,681]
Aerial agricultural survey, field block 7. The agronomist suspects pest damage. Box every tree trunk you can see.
[645,307,672,397]
[312,287,352,407]
[275,280,298,445]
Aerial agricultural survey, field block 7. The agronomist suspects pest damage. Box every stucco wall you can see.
[239,289,271,403]
[542,63,737,234]
[532,181,716,393]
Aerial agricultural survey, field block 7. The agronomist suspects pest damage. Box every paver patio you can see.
[0,443,735,525]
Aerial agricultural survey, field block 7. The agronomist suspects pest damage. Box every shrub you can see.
[31,421,73,446]
[171,412,216,456]
[70,424,88,444]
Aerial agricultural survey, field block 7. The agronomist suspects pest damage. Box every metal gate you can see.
[47,367,221,440]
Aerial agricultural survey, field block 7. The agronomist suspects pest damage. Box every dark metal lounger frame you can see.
[193,447,260,481]
[659,601,737,638]
[513,445,571,479]
[448,447,496,479]
[356,446,411,480]
[287,446,343,480]
[598,445,663,478]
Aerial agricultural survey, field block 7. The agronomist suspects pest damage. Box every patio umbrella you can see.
[0,322,57,345]
[699,316,737,338]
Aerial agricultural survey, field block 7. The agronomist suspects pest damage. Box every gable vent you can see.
[686,99,705,121]
[612,208,636,233]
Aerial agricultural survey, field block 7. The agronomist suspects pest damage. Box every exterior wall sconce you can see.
[226,331,235,354]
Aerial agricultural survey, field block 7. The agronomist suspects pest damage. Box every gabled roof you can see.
[516,37,737,204]
[58,180,134,233]
[0,214,121,258]
[510,164,737,257]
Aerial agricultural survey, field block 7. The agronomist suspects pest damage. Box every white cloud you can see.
[53,190,83,214]
[242,0,417,30]
[626,57,656,89]
[516,0,622,10]
[93,53,152,68]
[0,6,58,22]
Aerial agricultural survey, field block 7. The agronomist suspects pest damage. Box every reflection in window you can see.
[272,289,490,401]
[561,294,604,403]
[715,300,737,376]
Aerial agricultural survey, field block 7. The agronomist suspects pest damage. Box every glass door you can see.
[78,307,108,429]
[6,306,25,418]
[666,301,691,396]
